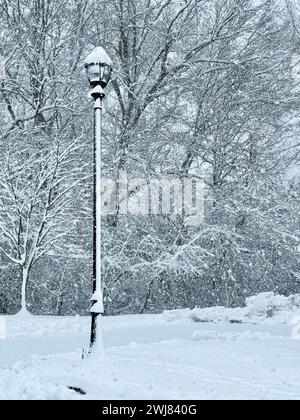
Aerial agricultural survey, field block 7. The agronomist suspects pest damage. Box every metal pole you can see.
[90,95,104,349]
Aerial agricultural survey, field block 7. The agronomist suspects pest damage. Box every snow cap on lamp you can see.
[85,47,113,88]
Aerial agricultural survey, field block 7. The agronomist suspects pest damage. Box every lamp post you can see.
[84,47,112,352]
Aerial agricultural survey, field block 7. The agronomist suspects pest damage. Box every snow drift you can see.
[163,292,300,324]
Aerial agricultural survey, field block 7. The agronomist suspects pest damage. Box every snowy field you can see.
[1,293,300,400]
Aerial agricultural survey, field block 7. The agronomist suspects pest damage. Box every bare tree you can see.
[0,133,87,314]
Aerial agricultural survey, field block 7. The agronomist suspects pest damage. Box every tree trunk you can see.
[20,266,30,316]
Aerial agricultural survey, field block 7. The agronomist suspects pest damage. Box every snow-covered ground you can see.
[1,294,300,400]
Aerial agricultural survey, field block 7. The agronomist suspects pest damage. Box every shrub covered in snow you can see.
[163,293,300,324]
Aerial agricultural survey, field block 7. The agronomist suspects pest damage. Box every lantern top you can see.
[84,47,112,67]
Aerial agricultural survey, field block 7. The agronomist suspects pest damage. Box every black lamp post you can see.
[84,47,112,351]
